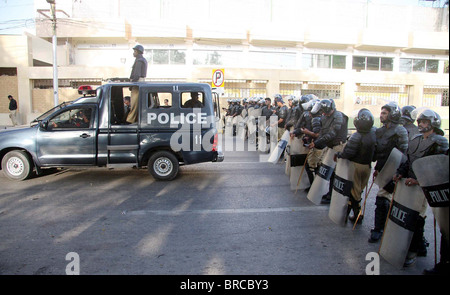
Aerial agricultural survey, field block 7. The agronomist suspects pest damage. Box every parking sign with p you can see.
[212,69,225,88]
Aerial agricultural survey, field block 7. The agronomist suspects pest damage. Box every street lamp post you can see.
[47,0,59,106]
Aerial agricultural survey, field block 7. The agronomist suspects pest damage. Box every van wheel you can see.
[148,151,179,181]
[2,150,33,181]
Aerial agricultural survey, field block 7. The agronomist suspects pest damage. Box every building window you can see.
[302,54,346,69]
[248,51,297,68]
[380,58,394,71]
[354,84,408,106]
[423,86,449,107]
[303,82,341,99]
[145,49,186,65]
[280,81,302,96]
[400,58,439,73]
[445,61,449,73]
[352,56,394,71]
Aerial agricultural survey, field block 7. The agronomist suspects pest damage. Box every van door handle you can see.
[80,133,91,138]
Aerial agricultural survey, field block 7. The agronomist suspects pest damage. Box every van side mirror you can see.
[40,121,49,130]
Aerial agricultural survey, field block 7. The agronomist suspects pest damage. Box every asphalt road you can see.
[0,134,439,276]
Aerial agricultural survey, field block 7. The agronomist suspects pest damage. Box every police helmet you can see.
[133,44,144,54]
[381,102,401,123]
[416,109,444,135]
[299,95,310,105]
[292,96,300,106]
[401,105,416,123]
[353,108,374,133]
[320,99,336,115]
[310,100,322,115]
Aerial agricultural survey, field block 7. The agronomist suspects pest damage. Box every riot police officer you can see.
[308,99,348,204]
[291,98,322,184]
[261,98,274,121]
[285,96,302,130]
[271,94,288,141]
[400,105,420,141]
[369,102,408,243]
[393,109,449,268]
[335,108,376,223]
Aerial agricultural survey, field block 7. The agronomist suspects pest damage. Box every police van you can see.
[0,82,223,181]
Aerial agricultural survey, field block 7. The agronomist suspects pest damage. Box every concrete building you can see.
[0,0,448,133]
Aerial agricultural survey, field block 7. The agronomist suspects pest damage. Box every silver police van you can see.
[0,82,223,181]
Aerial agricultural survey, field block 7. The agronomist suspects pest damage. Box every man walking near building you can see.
[8,95,18,126]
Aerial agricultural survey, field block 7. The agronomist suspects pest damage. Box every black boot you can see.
[320,193,332,204]
[320,172,334,204]
[368,196,390,243]
[409,216,427,257]
[348,198,363,224]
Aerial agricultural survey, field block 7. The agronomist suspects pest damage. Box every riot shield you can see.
[258,118,269,152]
[247,108,261,136]
[268,130,290,164]
[290,135,311,191]
[374,148,406,190]
[379,179,426,268]
[237,116,247,139]
[412,154,449,246]
[285,127,294,176]
[225,116,232,136]
[307,149,337,205]
[329,158,355,226]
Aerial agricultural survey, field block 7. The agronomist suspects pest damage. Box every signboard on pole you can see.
[212,69,225,95]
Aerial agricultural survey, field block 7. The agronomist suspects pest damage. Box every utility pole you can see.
[47,0,59,106]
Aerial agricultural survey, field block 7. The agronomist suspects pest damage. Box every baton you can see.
[352,180,374,230]
[378,180,399,254]
[434,217,437,266]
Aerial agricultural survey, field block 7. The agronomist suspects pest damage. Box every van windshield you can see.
[31,101,74,124]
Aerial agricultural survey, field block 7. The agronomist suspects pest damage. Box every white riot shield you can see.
[329,158,355,226]
[307,149,337,205]
[285,127,293,176]
[412,154,449,246]
[374,148,406,190]
[236,116,246,138]
[225,117,232,136]
[290,136,311,191]
[258,118,269,152]
[231,115,240,127]
[268,130,290,164]
[379,180,426,268]
[247,108,257,135]
[239,110,248,140]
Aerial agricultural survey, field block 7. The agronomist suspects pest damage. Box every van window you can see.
[110,86,133,125]
[148,92,173,108]
[181,92,204,108]
[49,107,93,129]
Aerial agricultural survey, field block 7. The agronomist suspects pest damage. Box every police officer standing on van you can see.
[127,44,148,124]
[368,102,408,243]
